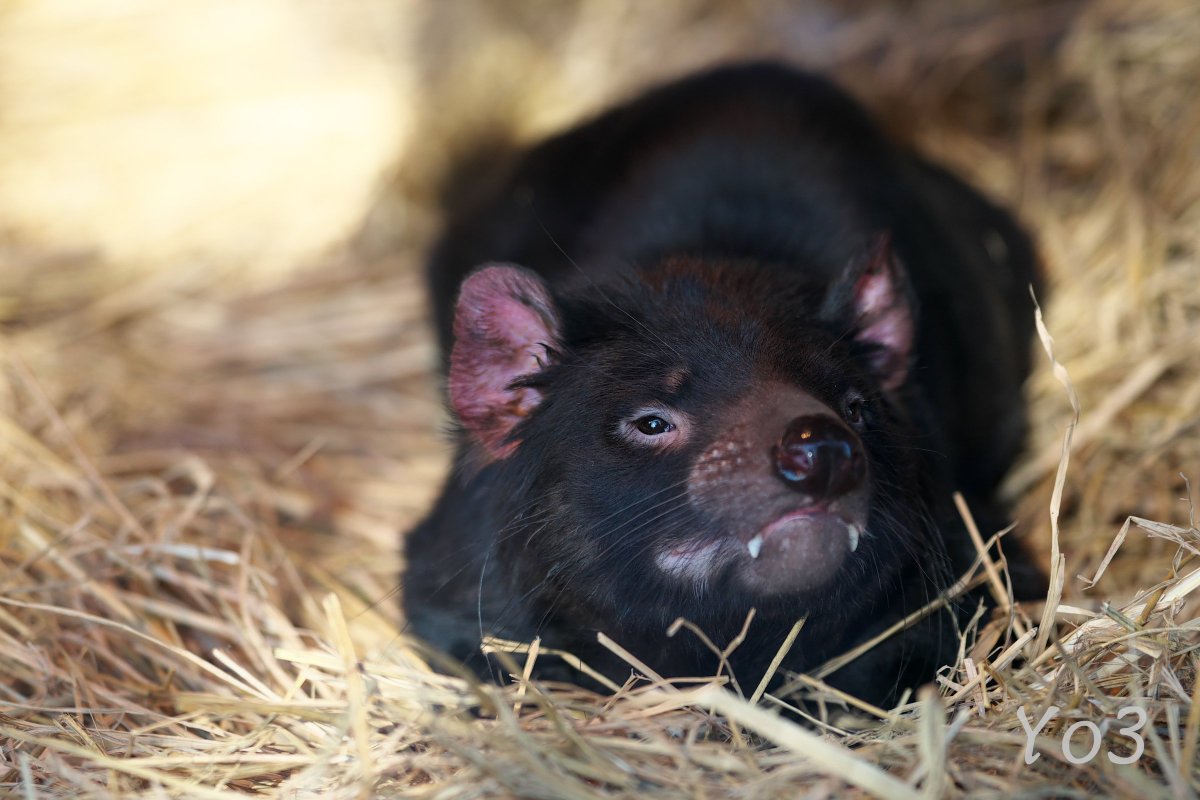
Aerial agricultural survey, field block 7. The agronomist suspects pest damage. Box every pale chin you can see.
[745,519,861,560]
[736,513,862,595]
[654,514,864,595]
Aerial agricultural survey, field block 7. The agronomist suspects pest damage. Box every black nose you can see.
[773,415,866,501]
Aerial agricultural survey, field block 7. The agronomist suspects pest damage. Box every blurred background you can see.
[1,0,1197,629]
[0,1,1087,276]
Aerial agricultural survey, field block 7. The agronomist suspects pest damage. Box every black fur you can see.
[404,62,1042,705]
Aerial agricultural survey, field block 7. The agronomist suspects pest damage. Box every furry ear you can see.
[822,234,915,391]
[449,264,560,459]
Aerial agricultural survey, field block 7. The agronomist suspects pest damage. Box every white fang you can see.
[747,534,763,559]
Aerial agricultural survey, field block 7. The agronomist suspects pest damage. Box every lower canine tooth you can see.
[747,534,763,559]
[848,524,861,553]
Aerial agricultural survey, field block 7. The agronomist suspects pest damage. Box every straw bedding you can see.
[2,1,1198,796]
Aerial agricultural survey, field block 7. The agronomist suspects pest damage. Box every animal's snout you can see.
[773,415,866,501]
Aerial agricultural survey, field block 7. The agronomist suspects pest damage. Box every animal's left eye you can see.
[843,395,866,427]
[634,415,674,436]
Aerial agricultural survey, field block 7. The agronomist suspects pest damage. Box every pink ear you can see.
[851,236,914,391]
[449,264,559,459]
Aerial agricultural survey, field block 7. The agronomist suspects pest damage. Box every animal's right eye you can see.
[634,415,674,436]
[620,407,687,448]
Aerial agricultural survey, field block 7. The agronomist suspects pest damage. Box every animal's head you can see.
[446,236,933,632]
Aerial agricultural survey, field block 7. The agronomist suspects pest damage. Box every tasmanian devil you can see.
[403,62,1042,705]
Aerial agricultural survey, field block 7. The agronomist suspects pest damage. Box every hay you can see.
[2,0,1199,796]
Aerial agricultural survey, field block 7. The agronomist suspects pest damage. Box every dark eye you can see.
[843,396,865,427]
[634,415,674,436]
